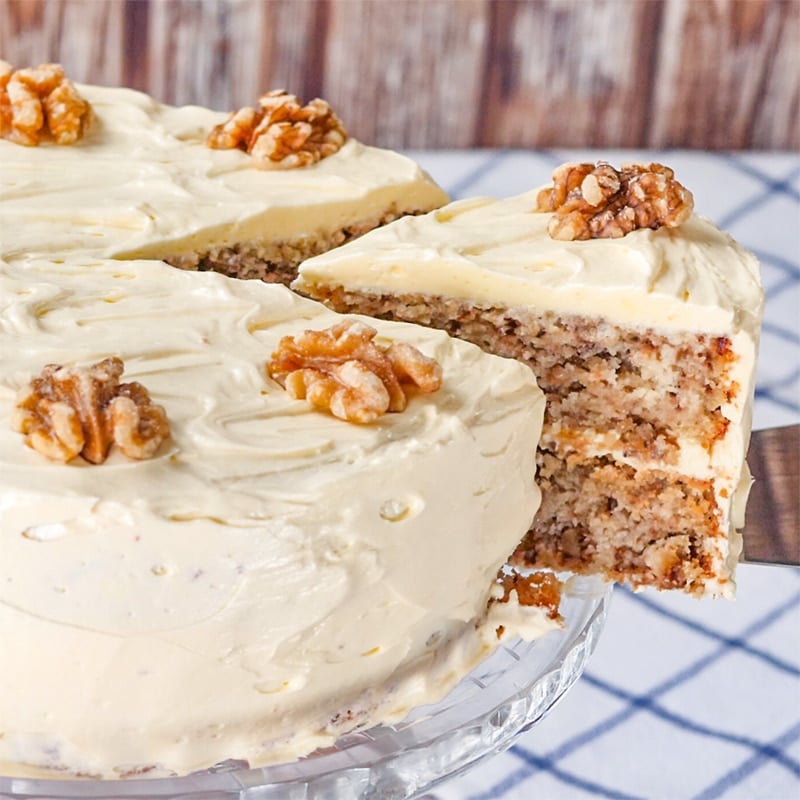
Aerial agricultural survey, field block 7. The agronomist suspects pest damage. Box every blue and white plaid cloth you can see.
[405,151,800,800]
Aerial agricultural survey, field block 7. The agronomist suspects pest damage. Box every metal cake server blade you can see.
[741,425,799,566]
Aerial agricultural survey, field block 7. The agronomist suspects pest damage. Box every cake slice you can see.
[295,162,764,597]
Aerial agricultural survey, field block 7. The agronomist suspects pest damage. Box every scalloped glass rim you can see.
[0,574,610,800]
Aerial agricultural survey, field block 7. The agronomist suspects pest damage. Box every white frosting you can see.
[295,192,762,335]
[0,89,551,777]
[0,85,448,261]
[296,191,764,598]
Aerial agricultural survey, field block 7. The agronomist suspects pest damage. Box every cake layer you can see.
[298,288,754,463]
[0,84,448,266]
[517,448,741,595]
[295,188,764,596]
[0,254,551,777]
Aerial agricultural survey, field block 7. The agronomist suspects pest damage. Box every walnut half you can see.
[0,61,92,146]
[267,319,442,423]
[12,358,170,464]
[535,162,694,241]
[206,90,347,169]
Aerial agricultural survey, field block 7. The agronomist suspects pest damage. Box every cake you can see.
[0,65,762,779]
[0,66,559,779]
[295,163,764,598]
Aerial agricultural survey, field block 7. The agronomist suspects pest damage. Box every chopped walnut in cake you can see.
[206,90,347,169]
[12,357,170,464]
[267,319,442,423]
[536,162,694,241]
[488,570,563,639]
[492,571,562,618]
[0,61,92,146]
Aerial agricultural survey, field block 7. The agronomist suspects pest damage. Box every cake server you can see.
[742,424,799,566]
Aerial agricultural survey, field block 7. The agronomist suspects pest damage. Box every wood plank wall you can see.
[0,0,797,150]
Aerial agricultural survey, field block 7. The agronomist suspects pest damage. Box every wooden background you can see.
[0,0,797,150]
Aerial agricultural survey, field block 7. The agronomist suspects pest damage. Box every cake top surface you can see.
[295,190,763,335]
[0,84,447,261]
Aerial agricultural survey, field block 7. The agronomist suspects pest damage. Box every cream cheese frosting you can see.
[0,84,448,261]
[0,254,550,777]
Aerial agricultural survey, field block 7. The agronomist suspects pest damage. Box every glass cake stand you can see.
[0,575,610,800]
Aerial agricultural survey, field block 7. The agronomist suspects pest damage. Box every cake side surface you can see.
[294,185,763,597]
[163,204,418,284]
